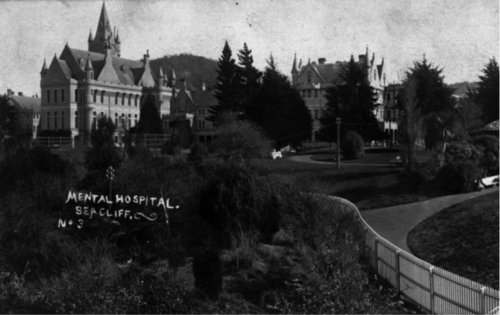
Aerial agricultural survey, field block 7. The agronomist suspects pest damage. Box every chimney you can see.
[359,55,365,63]
[318,58,326,65]
[202,82,206,91]
[18,92,23,96]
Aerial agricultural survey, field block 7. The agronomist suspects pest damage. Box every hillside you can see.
[150,54,218,91]
[447,81,478,97]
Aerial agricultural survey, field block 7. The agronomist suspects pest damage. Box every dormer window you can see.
[79,58,84,68]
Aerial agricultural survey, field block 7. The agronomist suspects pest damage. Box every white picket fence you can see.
[327,195,499,314]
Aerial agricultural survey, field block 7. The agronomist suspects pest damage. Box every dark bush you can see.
[189,142,210,163]
[412,154,441,185]
[472,135,499,175]
[340,131,365,159]
[436,160,484,193]
[445,141,481,164]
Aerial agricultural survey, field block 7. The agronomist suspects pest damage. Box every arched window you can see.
[101,90,105,103]
[122,93,125,105]
[128,94,132,106]
[115,92,119,105]
[93,90,97,103]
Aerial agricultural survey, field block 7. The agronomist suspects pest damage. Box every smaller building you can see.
[5,89,41,139]
[165,79,218,143]
[382,83,402,143]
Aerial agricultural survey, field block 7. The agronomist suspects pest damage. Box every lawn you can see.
[407,192,499,289]
[250,150,447,211]
[310,148,433,165]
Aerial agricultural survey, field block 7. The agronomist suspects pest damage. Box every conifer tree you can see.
[319,56,379,142]
[136,94,163,134]
[475,58,499,124]
[256,55,312,147]
[209,41,242,122]
[237,43,262,122]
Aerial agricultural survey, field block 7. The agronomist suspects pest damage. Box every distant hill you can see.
[447,81,478,97]
[150,54,218,91]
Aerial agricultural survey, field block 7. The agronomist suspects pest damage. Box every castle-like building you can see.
[291,48,398,141]
[39,2,217,144]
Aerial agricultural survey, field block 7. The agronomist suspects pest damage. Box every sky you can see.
[0,0,498,96]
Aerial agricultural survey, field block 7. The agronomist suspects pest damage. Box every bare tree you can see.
[398,77,423,170]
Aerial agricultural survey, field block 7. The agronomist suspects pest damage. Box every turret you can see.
[291,53,298,85]
[157,66,164,87]
[40,58,48,79]
[168,67,177,88]
[115,29,121,57]
[85,54,94,81]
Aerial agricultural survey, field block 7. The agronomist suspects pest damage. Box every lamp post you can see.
[336,118,341,170]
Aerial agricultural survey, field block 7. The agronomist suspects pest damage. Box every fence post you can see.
[480,287,486,314]
[429,266,434,314]
[374,237,379,270]
[395,250,401,295]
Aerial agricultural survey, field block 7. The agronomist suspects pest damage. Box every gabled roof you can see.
[58,60,72,78]
[191,90,217,107]
[61,47,145,86]
[10,96,41,114]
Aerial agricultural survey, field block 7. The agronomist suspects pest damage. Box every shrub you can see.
[189,142,210,163]
[472,134,499,175]
[340,131,365,159]
[445,141,481,164]
[436,160,484,193]
[412,153,442,185]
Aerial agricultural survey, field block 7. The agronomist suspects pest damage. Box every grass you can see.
[251,150,447,210]
[407,192,499,289]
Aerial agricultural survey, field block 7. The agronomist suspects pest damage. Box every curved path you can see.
[288,154,499,254]
[288,154,393,167]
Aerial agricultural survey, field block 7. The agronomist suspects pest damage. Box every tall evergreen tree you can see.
[256,55,312,147]
[136,94,163,134]
[319,56,379,142]
[405,57,455,116]
[208,41,242,122]
[0,95,16,142]
[237,43,262,122]
[475,58,499,124]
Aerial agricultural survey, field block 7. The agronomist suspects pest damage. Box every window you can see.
[387,93,391,102]
[122,93,125,105]
[92,111,96,128]
[115,113,118,126]
[134,114,137,126]
[128,114,131,127]
[314,110,319,120]
[54,90,58,103]
[307,73,311,83]
[135,95,138,106]
[61,89,65,102]
[128,94,132,106]
[61,111,65,129]
[314,90,318,98]
[101,90,105,103]
[93,90,98,103]
[75,111,78,128]
[75,89,78,102]
[307,90,311,98]
[46,90,50,103]
[54,111,58,129]
[47,112,50,129]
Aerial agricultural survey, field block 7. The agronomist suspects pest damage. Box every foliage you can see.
[254,55,312,147]
[189,142,210,163]
[436,160,484,193]
[412,154,443,185]
[150,53,218,90]
[404,57,455,116]
[444,141,481,164]
[168,119,195,149]
[237,43,262,122]
[398,77,424,170]
[474,58,499,124]
[136,94,164,134]
[340,131,365,159]
[0,95,16,142]
[210,112,271,163]
[84,116,121,174]
[472,134,499,175]
[425,110,467,163]
[456,89,483,132]
[209,40,243,122]
[320,56,380,142]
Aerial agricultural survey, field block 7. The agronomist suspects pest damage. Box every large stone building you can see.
[4,89,41,139]
[39,2,216,144]
[291,47,398,141]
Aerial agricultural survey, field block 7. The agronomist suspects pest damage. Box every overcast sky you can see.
[0,0,498,96]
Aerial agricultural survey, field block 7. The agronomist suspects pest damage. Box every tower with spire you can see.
[88,2,121,57]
